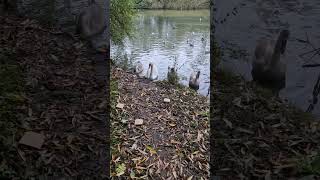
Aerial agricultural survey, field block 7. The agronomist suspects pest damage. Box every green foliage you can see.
[111,0,136,45]
[134,0,209,9]
[298,153,320,175]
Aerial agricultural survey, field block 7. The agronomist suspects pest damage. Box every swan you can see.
[76,0,107,39]
[146,63,158,80]
[167,66,178,84]
[251,29,290,95]
[189,71,200,91]
[134,61,144,78]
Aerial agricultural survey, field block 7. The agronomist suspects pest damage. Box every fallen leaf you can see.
[146,145,157,155]
[116,103,125,109]
[116,163,126,176]
[223,118,232,128]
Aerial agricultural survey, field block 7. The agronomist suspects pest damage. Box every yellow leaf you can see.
[116,163,126,176]
[169,123,176,127]
[170,140,181,144]
[130,171,136,178]
[146,145,157,155]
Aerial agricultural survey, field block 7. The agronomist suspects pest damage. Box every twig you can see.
[177,60,187,71]
[302,64,320,68]
[298,32,320,63]
[299,48,320,58]
[306,72,320,113]
[296,38,308,44]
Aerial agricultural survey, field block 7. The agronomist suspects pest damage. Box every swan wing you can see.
[189,72,195,82]
[152,65,158,80]
[253,39,275,68]
[146,67,150,78]
[81,4,106,37]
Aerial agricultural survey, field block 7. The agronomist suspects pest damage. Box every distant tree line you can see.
[134,0,209,10]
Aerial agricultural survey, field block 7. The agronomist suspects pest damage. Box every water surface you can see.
[215,0,320,117]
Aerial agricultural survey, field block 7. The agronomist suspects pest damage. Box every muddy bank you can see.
[0,15,108,178]
[211,69,320,179]
[110,67,209,179]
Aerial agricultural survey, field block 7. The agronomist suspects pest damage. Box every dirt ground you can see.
[0,15,109,178]
[111,68,209,179]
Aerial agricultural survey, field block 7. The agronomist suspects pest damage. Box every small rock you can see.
[135,119,143,125]
[116,103,124,109]
[19,131,45,149]
[164,98,170,103]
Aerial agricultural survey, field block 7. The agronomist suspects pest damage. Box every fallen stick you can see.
[302,64,320,68]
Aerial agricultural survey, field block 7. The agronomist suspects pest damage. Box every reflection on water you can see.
[111,10,210,96]
[215,0,320,117]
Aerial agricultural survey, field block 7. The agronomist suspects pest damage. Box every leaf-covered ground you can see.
[111,67,209,179]
[0,15,108,178]
[211,69,320,179]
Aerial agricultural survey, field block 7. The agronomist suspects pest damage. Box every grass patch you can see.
[298,153,320,175]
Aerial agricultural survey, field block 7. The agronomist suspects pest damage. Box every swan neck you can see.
[150,65,153,78]
[196,72,200,79]
[271,34,287,66]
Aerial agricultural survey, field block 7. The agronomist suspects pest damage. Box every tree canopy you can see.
[110,0,136,45]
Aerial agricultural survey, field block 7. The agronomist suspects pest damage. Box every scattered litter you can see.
[19,131,45,149]
[116,103,125,109]
[134,119,144,125]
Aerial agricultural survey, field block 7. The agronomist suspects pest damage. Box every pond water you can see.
[111,10,210,96]
[215,0,320,117]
